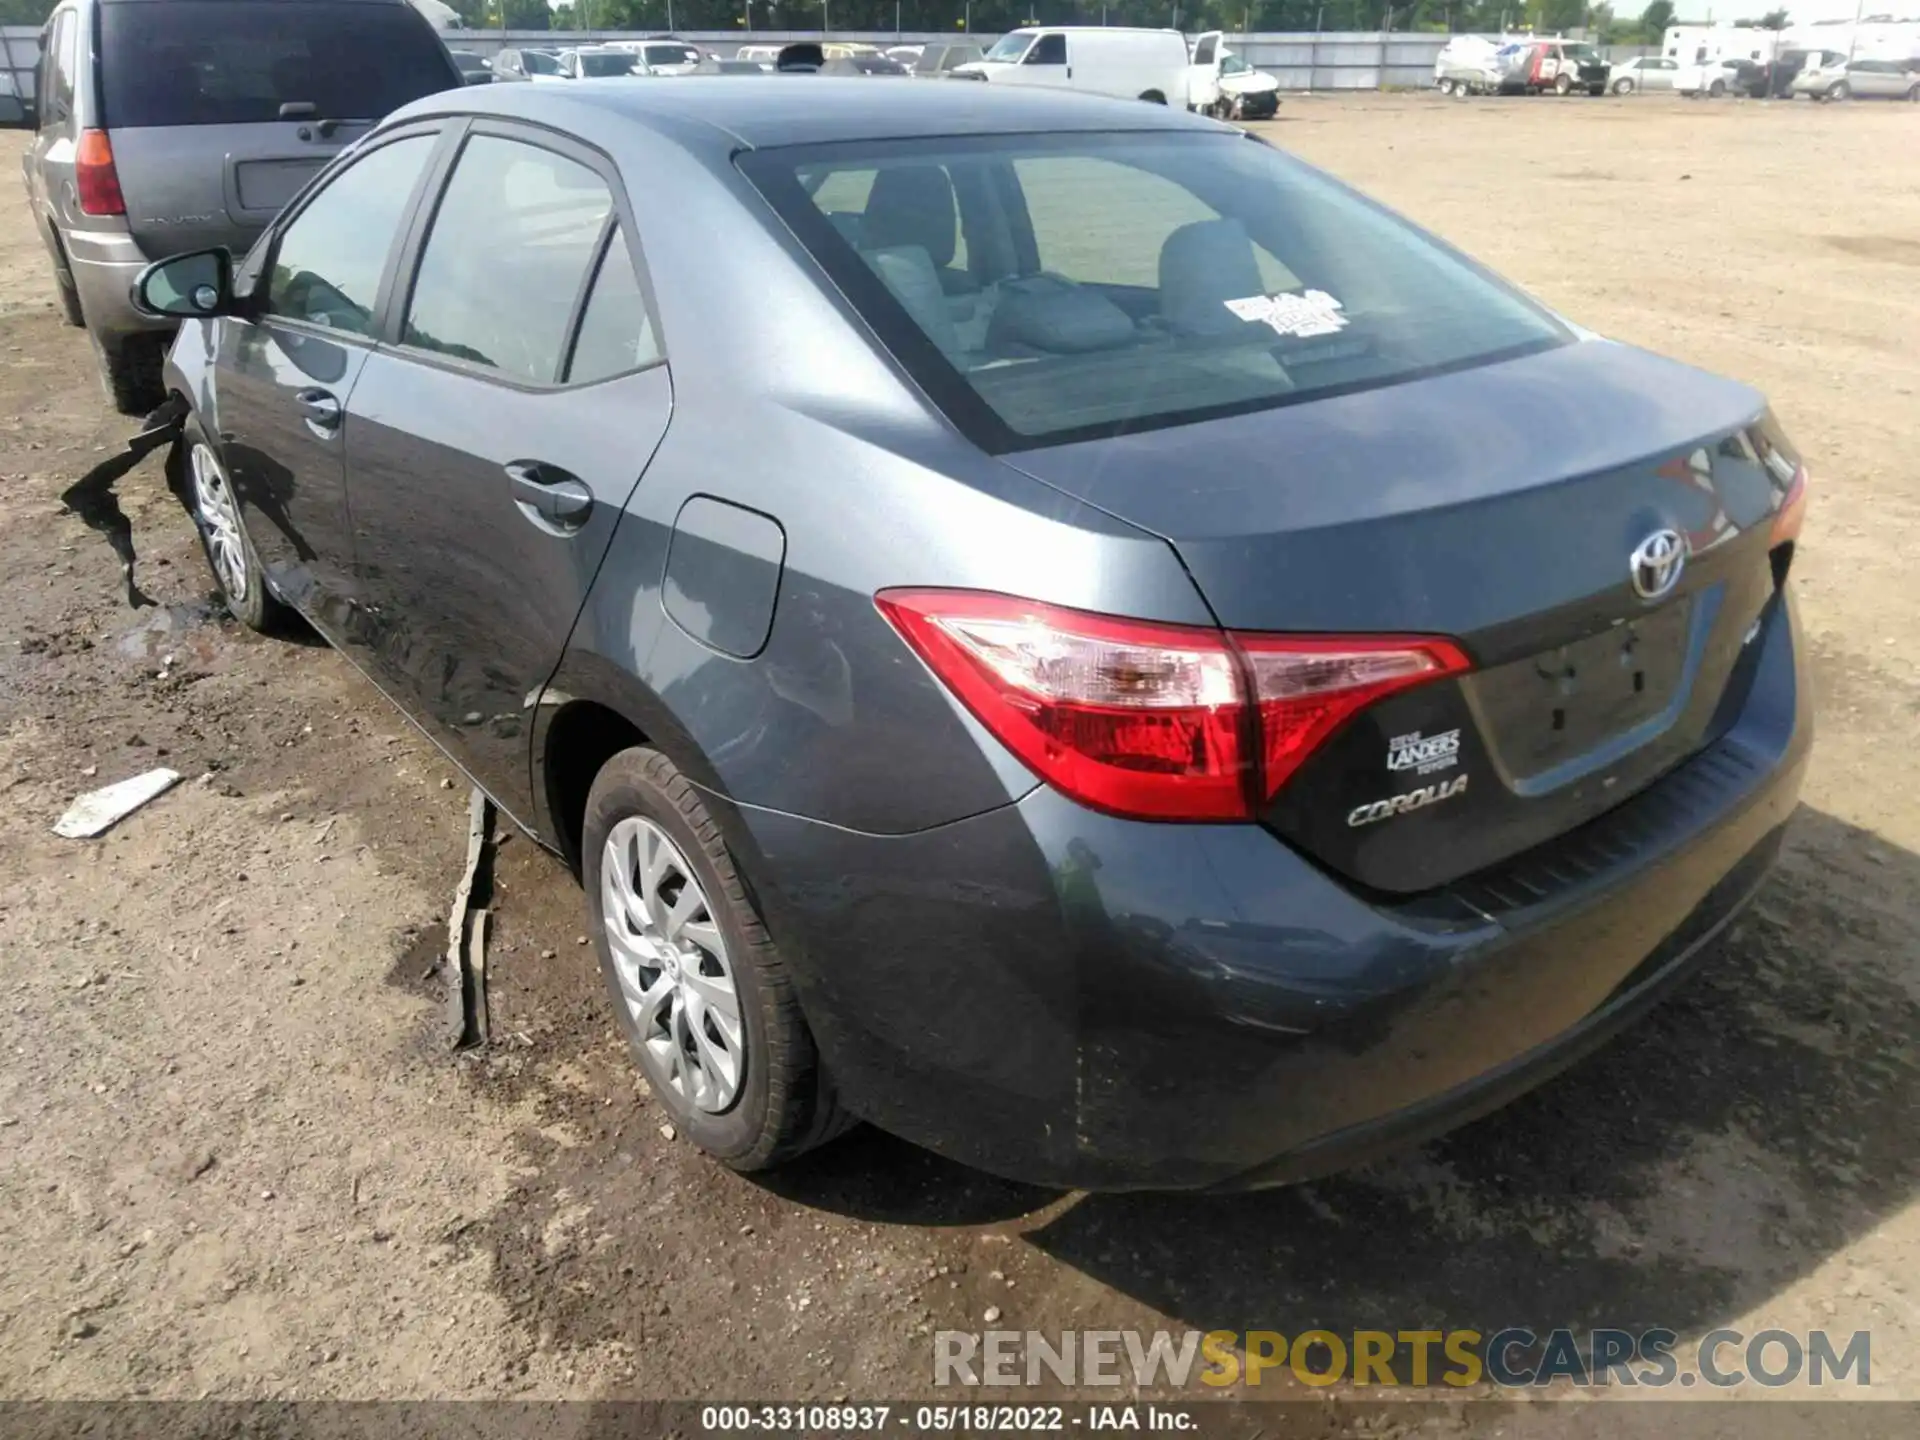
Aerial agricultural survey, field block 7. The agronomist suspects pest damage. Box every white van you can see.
[953,27,1191,105]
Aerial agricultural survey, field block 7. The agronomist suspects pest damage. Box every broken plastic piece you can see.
[54,768,182,838]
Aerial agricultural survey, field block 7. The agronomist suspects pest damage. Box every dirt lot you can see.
[1,92,1917,1417]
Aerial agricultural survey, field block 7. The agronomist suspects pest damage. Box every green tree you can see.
[1639,0,1675,40]
[0,0,56,23]
[1756,7,1790,27]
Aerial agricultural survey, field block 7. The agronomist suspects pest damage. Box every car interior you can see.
[791,143,1551,436]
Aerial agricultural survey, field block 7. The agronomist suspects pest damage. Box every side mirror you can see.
[0,94,26,128]
[133,248,233,319]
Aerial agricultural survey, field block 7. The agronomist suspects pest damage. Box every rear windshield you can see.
[577,53,636,76]
[741,132,1566,448]
[100,1,456,127]
[644,44,701,67]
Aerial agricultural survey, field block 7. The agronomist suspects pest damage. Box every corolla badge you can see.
[1629,528,1688,601]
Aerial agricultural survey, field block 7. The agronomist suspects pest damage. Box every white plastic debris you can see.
[54,768,181,839]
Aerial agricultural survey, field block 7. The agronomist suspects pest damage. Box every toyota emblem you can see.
[1630,528,1688,602]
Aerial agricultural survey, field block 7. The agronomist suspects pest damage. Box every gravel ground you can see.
[1,92,1917,1416]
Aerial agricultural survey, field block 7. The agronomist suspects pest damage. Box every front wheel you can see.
[583,746,848,1172]
[1553,73,1573,95]
[1613,78,1636,95]
[1438,77,1455,95]
[1828,81,1849,101]
[1708,79,1727,98]
[174,423,290,633]
[1906,83,1919,102]
[1138,89,1167,104]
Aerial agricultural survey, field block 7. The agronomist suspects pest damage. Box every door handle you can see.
[507,460,593,530]
[295,388,341,433]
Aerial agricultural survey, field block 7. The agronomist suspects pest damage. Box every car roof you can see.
[399,75,1222,150]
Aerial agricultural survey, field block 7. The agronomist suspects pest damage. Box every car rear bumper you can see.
[62,227,171,342]
[727,587,1810,1191]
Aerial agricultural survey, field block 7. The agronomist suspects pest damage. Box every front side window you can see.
[744,133,1565,447]
[1194,35,1219,65]
[1222,55,1250,77]
[265,134,436,335]
[403,135,613,384]
[1027,34,1067,66]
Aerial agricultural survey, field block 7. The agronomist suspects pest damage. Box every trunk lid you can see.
[1002,339,1796,893]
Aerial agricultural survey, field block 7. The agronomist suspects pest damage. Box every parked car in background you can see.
[20,0,461,413]
[626,39,706,76]
[1676,56,1767,98]
[821,55,911,77]
[734,44,783,66]
[561,47,642,80]
[492,47,567,82]
[137,79,1811,1192]
[1502,40,1609,95]
[911,42,985,78]
[1199,49,1279,119]
[449,50,493,86]
[694,58,771,75]
[954,27,1191,104]
[886,45,924,66]
[1794,54,1920,100]
[1608,56,1679,94]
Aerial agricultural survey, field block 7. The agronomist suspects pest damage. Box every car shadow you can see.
[779,804,1920,1342]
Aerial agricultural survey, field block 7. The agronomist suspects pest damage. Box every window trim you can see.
[383,116,668,393]
[246,122,454,348]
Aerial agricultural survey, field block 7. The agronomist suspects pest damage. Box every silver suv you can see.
[20,0,461,413]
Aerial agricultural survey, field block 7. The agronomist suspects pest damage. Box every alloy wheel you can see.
[190,443,249,605]
[601,816,745,1113]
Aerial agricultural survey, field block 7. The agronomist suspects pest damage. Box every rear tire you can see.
[1438,77,1455,95]
[1139,89,1167,104]
[1553,73,1572,95]
[1828,81,1848,101]
[94,332,168,416]
[583,746,849,1172]
[1708,79,1727,98]
[1906,83,1919,102]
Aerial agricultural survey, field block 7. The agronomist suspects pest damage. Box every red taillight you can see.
[1240,635,1473,801]
[1770,462,1808,548]
[75,130,126,216]
[875,589,1470,822]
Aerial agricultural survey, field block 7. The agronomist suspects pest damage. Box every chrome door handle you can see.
[295,388,341,433]
[507,461,593,530]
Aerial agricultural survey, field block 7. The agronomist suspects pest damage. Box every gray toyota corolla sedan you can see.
[134,79,1812,1191]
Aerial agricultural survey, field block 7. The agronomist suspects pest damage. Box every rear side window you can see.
[98,1,456,128]
[39,10,77,127]
[567,229,661,384]
[403,135,614,384]
[743,133,1566,448]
